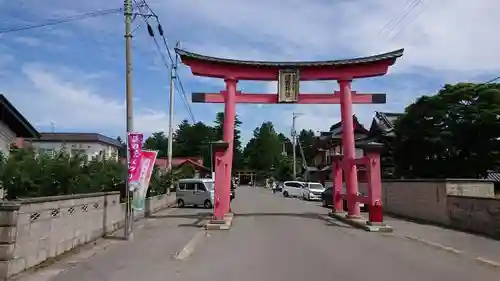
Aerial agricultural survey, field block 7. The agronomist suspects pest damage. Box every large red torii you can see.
[175,47,403,223]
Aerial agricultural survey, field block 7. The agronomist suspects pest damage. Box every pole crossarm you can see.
[192,92,386,104]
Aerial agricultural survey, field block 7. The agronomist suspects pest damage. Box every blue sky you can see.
[1,0,499,144]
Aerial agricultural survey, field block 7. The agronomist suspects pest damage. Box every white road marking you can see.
[475,257,500,268]
[174,231,206,260]
[403,235,463,254]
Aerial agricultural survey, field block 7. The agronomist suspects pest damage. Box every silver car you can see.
[176,178,215,209]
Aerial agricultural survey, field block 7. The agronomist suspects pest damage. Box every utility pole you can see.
[291,112,302,180]
[167,41,179,192]
[124,0,134,241]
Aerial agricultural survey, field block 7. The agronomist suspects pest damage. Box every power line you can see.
[484,76,500,84]
[389,1,428,42]
[133,0,196,123]
[0,7,132,35]
[377,0,423,42]
[377,0,415,35]
[384,0,422,36]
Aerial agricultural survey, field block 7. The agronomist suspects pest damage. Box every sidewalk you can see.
[384,215,500,265]
[13,207,211,281]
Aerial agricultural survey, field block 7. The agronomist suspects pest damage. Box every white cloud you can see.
[161,0,500,73]
[13,36,42,47]
[11,63,177,136]
[2,0,500,144]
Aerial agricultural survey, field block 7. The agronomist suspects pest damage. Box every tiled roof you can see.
[320,115,369,140]
[175,48,404,68]
[120,157,209,172]
[29,133,122,147]
[155,157,204,169]
[374,111,404,130]
[0,94,39,138]
[486,170,500,182]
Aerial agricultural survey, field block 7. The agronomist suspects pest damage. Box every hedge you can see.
[0,147,177,200]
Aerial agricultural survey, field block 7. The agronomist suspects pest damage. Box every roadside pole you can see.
[124,0,134,241]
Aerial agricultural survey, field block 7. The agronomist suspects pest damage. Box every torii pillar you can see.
[339,80,361,218]
[222,78,237,216]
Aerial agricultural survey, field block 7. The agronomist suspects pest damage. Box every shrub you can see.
[0,147,126,200]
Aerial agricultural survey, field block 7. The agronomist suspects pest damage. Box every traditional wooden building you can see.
[368,112,403,178]
[155,157,211,178]
[309,112,403,185]
[368,111,403,137]
[307,115,369,185]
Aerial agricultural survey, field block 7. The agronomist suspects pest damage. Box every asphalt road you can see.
[174,186,500,281]
[20,185,500,281]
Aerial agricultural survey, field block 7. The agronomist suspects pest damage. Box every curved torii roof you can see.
[175,48,404,80]
[175,48,404,68]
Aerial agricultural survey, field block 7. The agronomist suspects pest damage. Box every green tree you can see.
[213,112,244,169]
[0,147,126,200]
[143,132,169,157]
[297,129,316,165]
[393,83,500,178]
[277,133,293,155]
[116,136,127,158]
[244,122,283,172]
[173,119,215,168]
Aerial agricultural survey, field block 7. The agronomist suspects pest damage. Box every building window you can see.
[71,149,86,157]
[39,148,55,157]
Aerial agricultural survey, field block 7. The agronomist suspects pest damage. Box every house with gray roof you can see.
[26,132,123,161]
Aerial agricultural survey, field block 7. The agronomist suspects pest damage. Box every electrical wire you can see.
[133,0,196,123]
[0,7,136,35]
[376,0,424,43]
[384,0,422,36]
[377,0,416,35]
[389,1,428,42]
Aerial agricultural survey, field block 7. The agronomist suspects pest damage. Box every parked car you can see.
[272,182,283,193]
[176,178,214,208]
[301,182,325,201]
[282,181,306,197]
[321,187,366,211]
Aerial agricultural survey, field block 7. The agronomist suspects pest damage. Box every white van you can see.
[176,178,214,209]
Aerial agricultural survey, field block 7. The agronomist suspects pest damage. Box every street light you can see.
[292,112,303,180]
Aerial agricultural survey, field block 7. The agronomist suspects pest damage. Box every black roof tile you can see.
[175,48,404,68]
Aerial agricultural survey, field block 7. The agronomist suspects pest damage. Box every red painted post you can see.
[223,78,237,215]
[338,80,360,218]
[213,148,226,220]
[362,142,384,224]
[332,155,343,213]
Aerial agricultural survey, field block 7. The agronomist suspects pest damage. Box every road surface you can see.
[19,186,500,281]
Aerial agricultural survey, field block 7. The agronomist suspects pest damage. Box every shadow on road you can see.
[234,212,352,228]
[148,211,212,228]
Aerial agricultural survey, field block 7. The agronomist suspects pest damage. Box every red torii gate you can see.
[175,48,403,223]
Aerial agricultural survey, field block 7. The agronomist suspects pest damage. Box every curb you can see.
[403,235,462,254]
[328,212,393,233]
[205,213,234,230]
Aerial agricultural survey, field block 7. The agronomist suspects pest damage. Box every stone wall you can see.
[447,195,500,239]
[382,179,500,238]
[0,192,175,280]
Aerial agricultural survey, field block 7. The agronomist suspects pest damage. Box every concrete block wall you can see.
[382,179,500,238]
[447,195,500,239]
[0,192,175,280]
[383,180,450,225]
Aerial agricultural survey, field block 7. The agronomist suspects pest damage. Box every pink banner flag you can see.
[131,150,158,210]
[127,133,144,191]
